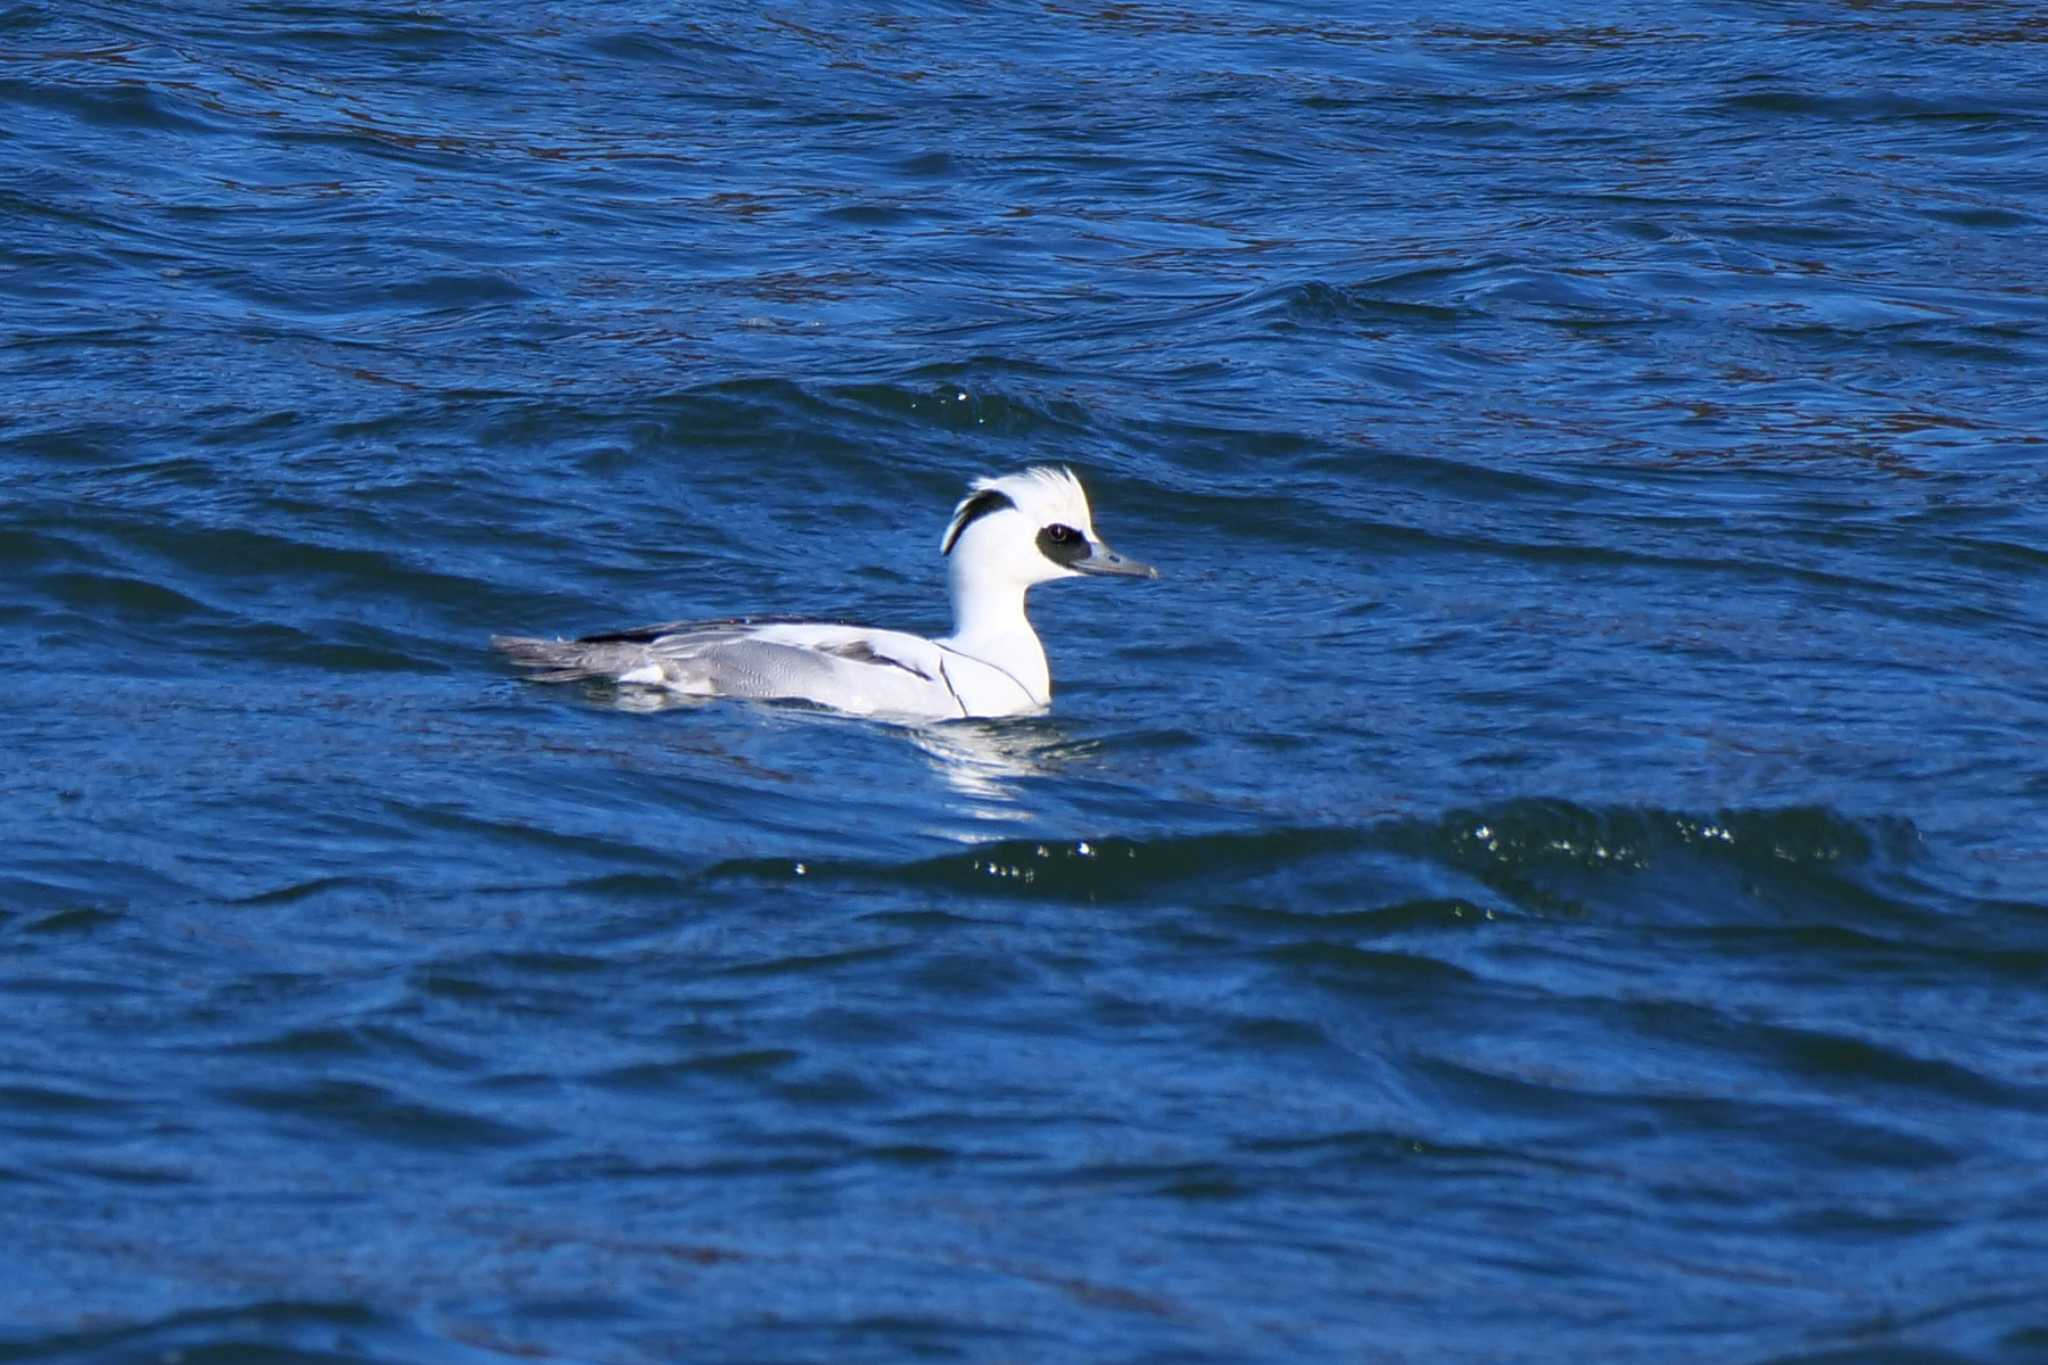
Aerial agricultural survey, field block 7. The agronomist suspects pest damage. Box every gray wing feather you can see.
[493,622,941,709]
[495,620,795,683]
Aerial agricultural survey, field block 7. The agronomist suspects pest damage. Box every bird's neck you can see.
[941,571,1050,704]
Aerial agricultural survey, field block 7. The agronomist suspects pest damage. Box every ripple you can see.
[216,1078,537,1152]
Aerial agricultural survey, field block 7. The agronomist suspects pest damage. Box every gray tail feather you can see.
[492,634,645,684]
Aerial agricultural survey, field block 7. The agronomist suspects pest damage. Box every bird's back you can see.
[492,617,1035,720]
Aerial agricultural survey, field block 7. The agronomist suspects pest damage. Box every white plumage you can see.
[493,466,1157,721]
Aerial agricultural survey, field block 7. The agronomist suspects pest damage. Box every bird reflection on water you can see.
[905,718,1078,823]
[540,680,1079,830]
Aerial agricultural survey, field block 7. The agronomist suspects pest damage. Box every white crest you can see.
[940,465,1095,557]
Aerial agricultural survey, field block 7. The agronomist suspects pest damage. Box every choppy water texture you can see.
[5,1,2048,1360]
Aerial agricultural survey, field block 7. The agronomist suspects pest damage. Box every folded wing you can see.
[492,619,958,716]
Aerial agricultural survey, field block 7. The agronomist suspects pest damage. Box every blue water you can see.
[6,2,2048,1360]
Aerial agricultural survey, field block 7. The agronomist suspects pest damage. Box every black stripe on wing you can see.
[577,615,842,645]
[819,640,932,681]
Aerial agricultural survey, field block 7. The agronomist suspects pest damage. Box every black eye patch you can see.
[1037,523,1090,566]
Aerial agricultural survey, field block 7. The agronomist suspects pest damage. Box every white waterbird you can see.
[493,466,1157,721]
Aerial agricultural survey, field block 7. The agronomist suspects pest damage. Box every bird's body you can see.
[508,617,1046,719]
[493,467,1155,722]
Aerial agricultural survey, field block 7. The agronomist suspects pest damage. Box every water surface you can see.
[5,2,2048,1360]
